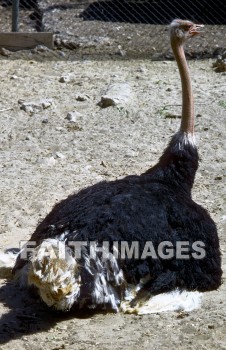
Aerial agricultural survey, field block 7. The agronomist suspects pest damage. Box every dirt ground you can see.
[1,2,226,59]
[0,54,225,349]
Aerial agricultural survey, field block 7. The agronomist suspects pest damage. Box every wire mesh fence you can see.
[0,0,226,58]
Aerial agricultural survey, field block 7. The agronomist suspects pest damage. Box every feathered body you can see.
[12,20,222,313]
[13,132,222,311]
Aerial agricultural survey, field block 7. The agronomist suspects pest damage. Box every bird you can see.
[11,19,222,314]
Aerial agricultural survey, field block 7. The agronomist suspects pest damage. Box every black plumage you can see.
[13,133,222,296]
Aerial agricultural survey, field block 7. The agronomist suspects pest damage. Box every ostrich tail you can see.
[121,289,202,314]
[0,250,19,279]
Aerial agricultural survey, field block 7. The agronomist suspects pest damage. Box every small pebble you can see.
[0,47,12,57]
[42,100,52,109]
[208,324,215,329]
[59,75,72,83]
[18,99,54,114]
[76,94,89,102]
[65,111,82,122]
[10,75,22,80]
[34,45,49,53]
[55,152,65,159]
[39,157,56,166]
[137,66,146,73]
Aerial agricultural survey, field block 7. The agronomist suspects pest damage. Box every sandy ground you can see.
[0,56,225,349]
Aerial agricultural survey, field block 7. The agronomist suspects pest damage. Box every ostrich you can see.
[8,20,222,313]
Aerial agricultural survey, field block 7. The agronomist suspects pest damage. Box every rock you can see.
[59,75,74,83]
[214,176,223,181]
[116,48,126,57]
[42,100,53,109]
[33,45,50,53]
[54,37,62,47]
[57,51,66,58]
[10,75,23,80]
[38,157,56,166]
[23,105,35,114]
[54,38,80,50]
[213,51,226,72]
[76,94,90,102]
[55,127,64,132]
[124,150,138,158]
[55,152,65,159]
[208,324,215,329]
[98,83,132,108]
[65,111,82,122]
[0,47,12,57]
[18,99,54,114]
[137,66,146,73]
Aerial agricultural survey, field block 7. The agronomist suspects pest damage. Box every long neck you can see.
[171,39,194,134]
[144,37,198,192]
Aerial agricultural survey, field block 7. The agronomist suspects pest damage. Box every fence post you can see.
[12,0,20,32]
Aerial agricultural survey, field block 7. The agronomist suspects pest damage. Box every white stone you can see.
[59,75,73,83]
[65,111,82,122]
[42,100,53,109]
[38,157,56,166]
[76,94,90,102]
[18,99,54,114]
[98,83,132,108]
[55,152,65,159]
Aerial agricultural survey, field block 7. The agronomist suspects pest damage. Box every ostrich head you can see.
[170,19,204,44]
[27,239,81,311]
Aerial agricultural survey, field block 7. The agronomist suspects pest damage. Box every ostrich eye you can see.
[184,24,193,31]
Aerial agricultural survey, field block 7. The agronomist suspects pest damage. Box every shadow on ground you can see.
[0,279,98,345]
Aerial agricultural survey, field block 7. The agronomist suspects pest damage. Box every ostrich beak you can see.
[190,24,204,36]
